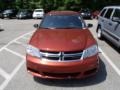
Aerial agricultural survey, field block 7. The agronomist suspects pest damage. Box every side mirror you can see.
[87,23,93,28]
[112,17,120,23]
[34,24,39,28]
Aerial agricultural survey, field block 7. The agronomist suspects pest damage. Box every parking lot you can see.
[0,19,120,90]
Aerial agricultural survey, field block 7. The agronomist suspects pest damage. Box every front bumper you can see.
[17,15,27,19]
[33,14,44,18]
[26,54,99,79]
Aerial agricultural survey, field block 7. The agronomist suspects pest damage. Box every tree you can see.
[0,0,120,11]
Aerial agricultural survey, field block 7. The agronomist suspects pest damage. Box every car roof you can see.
[104,6,120,9]
[47,11,79,16]
[34,9,43,10]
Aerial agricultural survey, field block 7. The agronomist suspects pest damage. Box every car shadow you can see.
[33,58,107,87]
[0,29,4,32]
[104,38,120,53]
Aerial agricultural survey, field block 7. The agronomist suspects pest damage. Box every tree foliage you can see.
[0,0,120,11]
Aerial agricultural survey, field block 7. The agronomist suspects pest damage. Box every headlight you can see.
[26,45,41,58]
[82,45,98,59]
[81,13,84,15]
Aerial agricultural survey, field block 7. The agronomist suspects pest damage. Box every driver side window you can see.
[113,9,120,18]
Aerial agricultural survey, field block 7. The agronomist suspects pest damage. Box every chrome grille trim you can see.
[40,52,61,57]
[64,53,83,57]
[40,51,83,61]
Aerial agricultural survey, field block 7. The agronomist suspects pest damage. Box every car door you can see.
[103,8,114,34]
[98,8,107,29]
[112,8,120,39]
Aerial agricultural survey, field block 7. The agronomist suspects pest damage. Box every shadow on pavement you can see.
[34,58,107,87]
[0,29,4,32]
[103,38,120,53]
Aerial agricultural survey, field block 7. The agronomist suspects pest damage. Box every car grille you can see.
[39,50,83,61]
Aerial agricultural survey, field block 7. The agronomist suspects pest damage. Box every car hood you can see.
[29,28,95,52]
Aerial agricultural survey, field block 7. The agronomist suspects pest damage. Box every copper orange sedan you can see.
[26,11,99,79]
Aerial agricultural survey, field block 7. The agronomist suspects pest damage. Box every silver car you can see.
[97,6,120,48]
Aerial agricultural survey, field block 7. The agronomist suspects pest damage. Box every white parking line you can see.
[99,48,120,76]
[21,36,30,40]
[14,41,27,47]
[0,60,25,90]
[0,31,34,90]
[0,68,10,79]
[0,31,34,52]
[4,48,25,59]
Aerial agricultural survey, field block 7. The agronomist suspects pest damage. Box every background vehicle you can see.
[0,9,4,18]
[97,6,120,48]
[79,8,92,19]
[16,9,33,19]
[1,9,18,19]
[32,9,44,19]
[26,11,99,79]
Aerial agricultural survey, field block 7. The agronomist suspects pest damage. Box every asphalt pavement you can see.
[0,19,120,90]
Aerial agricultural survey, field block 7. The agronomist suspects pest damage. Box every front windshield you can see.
[35,10,43,12]
[81,9,90,13]
[19,11,27,14]
[18,10,28,14]
[40,15,84,29]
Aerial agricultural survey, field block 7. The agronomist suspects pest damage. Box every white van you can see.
[33,9,44,19]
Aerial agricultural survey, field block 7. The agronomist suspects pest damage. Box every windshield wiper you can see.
[61,27,81,29]
[40,27,57,29]
[40,27,81,29]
